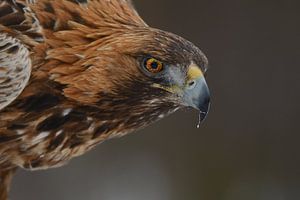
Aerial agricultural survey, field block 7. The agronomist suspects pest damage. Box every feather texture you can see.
[0,33,31,111]
[0,0,208,199]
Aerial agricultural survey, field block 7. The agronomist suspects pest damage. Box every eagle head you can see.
[61,27,210,132]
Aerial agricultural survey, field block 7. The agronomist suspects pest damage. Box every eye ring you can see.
[143,58,164,74]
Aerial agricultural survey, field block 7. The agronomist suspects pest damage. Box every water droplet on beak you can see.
[196,111,207,129]
[197,112,201,128]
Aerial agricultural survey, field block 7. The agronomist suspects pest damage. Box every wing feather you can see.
[0,0,42,110]
[0,33,31,111]
[0,0,43,44]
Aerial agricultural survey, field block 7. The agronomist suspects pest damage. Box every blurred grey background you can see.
[11,0,300,199]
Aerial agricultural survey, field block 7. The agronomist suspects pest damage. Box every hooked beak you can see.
[183,65,211,122]
[151,64,210,122]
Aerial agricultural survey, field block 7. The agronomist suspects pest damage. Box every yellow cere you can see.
[187,64,203,80]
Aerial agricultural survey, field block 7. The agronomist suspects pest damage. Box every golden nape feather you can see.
[0,0,210,199]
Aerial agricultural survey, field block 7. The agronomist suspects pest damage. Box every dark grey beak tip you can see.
[198,97,211,122]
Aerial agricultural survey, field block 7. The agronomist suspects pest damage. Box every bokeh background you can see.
[11,0,300,199]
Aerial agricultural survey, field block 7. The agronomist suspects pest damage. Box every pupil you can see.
[151,62,158,69]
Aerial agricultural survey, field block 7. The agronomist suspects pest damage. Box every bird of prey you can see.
[0,0,210,199]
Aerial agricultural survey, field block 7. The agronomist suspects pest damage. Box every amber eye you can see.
[144,58,164,73]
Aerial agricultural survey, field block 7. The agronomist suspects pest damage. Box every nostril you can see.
[189,81,195,86]
[187,80,197,89]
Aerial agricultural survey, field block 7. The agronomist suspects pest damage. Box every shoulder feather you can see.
[0,32,31,111]
[0,0,44,46]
